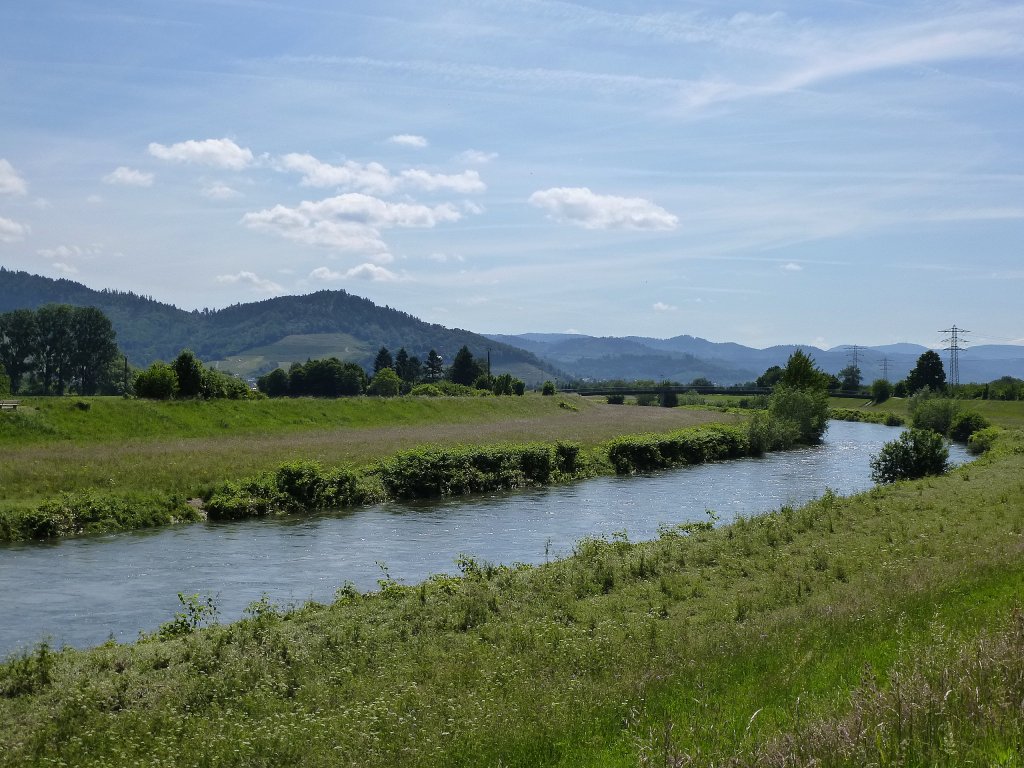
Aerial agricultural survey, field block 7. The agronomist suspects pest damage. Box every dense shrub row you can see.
[204,461,366,520]
[829,408,904,426]
[606,424,749,474]
[377,442,582,499]
[0,491,199,542]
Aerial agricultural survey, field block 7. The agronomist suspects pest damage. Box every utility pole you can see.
[939,326,969,387]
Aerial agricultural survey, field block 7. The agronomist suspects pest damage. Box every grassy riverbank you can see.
[0,394,735,509]
[2,410,1024,765]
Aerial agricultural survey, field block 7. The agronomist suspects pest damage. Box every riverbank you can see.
[0,395,739,537]
[2,424,1021,766]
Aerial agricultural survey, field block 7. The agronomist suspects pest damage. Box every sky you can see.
[1,1,1023,349]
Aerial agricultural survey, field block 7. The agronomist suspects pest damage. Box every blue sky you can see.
[1,1,1022,349]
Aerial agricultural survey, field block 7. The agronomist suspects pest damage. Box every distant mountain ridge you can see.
[3,267,1021,385]
[485,332,1024,385]
[0,268,560,382]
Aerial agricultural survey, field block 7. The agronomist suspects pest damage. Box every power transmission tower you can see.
[844,344,863,370]
[939,326,969,387]
[881,356,890,381]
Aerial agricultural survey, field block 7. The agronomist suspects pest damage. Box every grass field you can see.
[2,409,1024,765]
[0,395,736,507]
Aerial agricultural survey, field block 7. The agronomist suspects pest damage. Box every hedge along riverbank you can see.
[829,407,905,426]
[0,420,806,541]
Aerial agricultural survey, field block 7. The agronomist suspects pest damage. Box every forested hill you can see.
[0,268,556,378]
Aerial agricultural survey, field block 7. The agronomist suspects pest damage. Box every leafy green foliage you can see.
[871,378,892,403]
[967,426,1001,455]
[768,385,830,444]
[172,349,203,398]
[905,350,946,394]
[133,361,178,399]
[870,428,949,483]
[204,460,365,520]
[829,408,904,427]
[367,367,402,397]
[606,424,749,474]
[541,380,556,396]
[949,410,990,443]
[779,350,830,392]
[909,392,960,435]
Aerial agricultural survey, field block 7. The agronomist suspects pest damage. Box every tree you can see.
[0,362,10,397]
[871,379,892,404]
[424,350,444,382]
[35,304,75,394]
[257,368,290,397]
[0,308,39,394]
[659,381,678,408]
[69,307,119,395]
[173,349,204,398]
[870,428,949,484]
[541,380,556,396]
[367,367,401,397]
[905,350,946,394]
[134,362,178,400]
[779,350,830,392]
[689,377,714,388]
[756,366,784,389]
[839,365,862,392]
[373,346,394,375]
[448,346,483,386]
[394,348,421,385]
[768,385,829,444]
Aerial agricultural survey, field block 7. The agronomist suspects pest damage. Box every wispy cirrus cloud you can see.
[529,187,678,230]
[149,138,253,170]
[0,159,27,195]
[103,166,154,187]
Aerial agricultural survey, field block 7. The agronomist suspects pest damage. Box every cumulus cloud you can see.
[457,149,498,164]
[388,134,429,148]
[0,159,27,195]
[653,301,678,311]
[277,153,485,194]
[149,138,253,170]
[214,271,284,293]
[53,262,78,275]
[0,216,29,242]
[310,264,402,282]
[529,187,678,230]
[399,169,485,193]
[201,182,242,200]
[103,166,154,187]
[242,193,461,257]
[781,262,803,271]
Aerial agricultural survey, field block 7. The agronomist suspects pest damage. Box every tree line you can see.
[256,344,526,398]
[0,305,122,395]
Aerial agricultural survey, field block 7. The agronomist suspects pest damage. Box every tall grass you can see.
[2,429,1023,766]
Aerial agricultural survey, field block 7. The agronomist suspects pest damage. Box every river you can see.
[0,421,970,655]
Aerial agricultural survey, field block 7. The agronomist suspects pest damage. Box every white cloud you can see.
[37,244,101,259]
[313,263,402,282]
[242,193,461,257]
[399,168,485,194]
[457,149,498,164]
[529,187,679,231]
[0,159,27,195]
[86,194,104,204]
[388,134,429,148]
[653,301,678,312]
[277,153,485,194]
[201,182,242,200]
[277,153,397,195]
[428,252,465,263]
[53,262,78,275]
[781,262,803,272]
[149,138,253,170]
[0,216,29,242]
[215,271,284,293]
[103,166,154,187]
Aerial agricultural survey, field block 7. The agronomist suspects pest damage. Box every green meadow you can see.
[1,399,1023,765]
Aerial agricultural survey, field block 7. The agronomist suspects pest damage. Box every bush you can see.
[134,362,178,400]
[205,461,364,520]
[659,386,679,408]
[635,393,657,406]
[967,426,1001,455]
[607,425,749,474]
[909,392,959,435]
[541,381,555,396]
[747,411,801,455]
[869,428,950,484]
[949,411,990,443]
[768,385,829,444]
[367,368,402,397]
[871,379,892,403]
[409,384,443,397]
[606,394,625,405]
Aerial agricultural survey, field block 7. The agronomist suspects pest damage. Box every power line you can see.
[844,344,864,370]
[939,326,969,387]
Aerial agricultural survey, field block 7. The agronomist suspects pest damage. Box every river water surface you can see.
[0,421,970,655]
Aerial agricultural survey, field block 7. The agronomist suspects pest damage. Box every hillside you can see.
[0,268,559,382]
